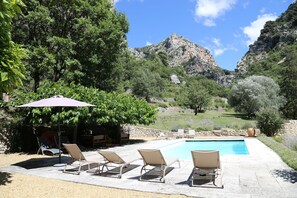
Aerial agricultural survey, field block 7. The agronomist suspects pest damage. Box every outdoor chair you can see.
[120,132,130,144]
[185,129,196,138]
[98,150,140,178]
[176,129,184,138]
[191,150,223,188]
[36,137,62,156]
[138,149,180,183]
[63,143,99,175]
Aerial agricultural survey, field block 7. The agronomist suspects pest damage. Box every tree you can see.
[12,0,128,92]
[279,46,297,119]
[178,81,211,115]
[229,75,285,117]
[0,0,26,93]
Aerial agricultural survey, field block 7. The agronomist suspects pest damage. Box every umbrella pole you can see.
[58,107,61,163]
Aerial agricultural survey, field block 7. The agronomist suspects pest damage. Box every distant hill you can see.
[236,2,297,74]
[130,34,234,85]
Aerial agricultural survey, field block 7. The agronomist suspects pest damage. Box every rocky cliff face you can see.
[130,34,225,79]
[237,2,297,73]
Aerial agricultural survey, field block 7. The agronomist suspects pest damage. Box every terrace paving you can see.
[1,138,297,197]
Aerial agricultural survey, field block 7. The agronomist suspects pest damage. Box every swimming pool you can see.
[162,139,249,160]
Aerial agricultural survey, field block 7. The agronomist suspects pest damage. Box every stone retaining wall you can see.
[281,120,297,134]
[126,126,259,138]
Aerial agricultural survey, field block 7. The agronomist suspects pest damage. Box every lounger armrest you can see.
[166,157,180,168]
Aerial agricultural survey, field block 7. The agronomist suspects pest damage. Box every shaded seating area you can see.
[191,150,223,188]
[138,149,180,183]
[63,143,99,175]
[98,150,140,178]
[80,134,107,148]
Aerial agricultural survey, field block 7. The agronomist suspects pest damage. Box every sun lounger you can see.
[138,149,180,183]
[98,150,140,178]
[63,143,99,175]
[191,150,223,188]
[185,129,196,138]
[37,137,62,156]
[176,129,184,138]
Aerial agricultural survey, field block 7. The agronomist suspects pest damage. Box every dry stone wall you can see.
[281,120,297,134]
[126,126,258,138]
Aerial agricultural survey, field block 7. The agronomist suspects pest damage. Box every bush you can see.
[256,108,283,136]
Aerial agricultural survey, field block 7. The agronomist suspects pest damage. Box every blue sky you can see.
[115,0,295,71]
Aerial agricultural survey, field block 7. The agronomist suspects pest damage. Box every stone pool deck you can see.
[1,138,297,197]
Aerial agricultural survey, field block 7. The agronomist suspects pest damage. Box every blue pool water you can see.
[162,140,249,160]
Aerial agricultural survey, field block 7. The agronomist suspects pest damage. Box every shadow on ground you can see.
[92,164,139,178]
[13,156,71,169]
[127,139,147,145]
[221,113,252,120]
[273,169,297,183]
[0,171,12,185]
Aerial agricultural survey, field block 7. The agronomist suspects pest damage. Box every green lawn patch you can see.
[258,134,297,171]
[142,110,256,131]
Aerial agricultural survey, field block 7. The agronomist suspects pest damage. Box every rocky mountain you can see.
[236,2,297,74]
[130,34,228,81]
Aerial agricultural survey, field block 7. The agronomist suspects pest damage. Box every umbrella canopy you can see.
[18,95,95,163]
[18,95,95,107]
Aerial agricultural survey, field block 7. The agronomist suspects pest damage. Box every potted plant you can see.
[243,122,256,137]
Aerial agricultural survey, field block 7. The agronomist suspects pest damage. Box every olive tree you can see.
[178,81,211,115]
[229,75,285,117]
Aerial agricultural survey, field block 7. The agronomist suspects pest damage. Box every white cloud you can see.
[214,48,227,56]
[212,38,221,47]
[243,13,277,46]
[146,41,152,46]
[195,0,237,26]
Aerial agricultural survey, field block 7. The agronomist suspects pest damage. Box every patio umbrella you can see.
[18,95,95,163]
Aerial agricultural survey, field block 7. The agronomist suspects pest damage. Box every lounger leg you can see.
[100,162,109,174]
[77,162,82,175]
[139,165,147,181]
[161,165,166,183]
[63,164,67,173]
[119,165,125,179]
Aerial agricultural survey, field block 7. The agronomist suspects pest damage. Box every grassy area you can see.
[258,134,297,170]
[143,110,256,131]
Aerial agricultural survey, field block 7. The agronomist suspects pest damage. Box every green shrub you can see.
[258,134,297,170]
[256,108,283,136]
